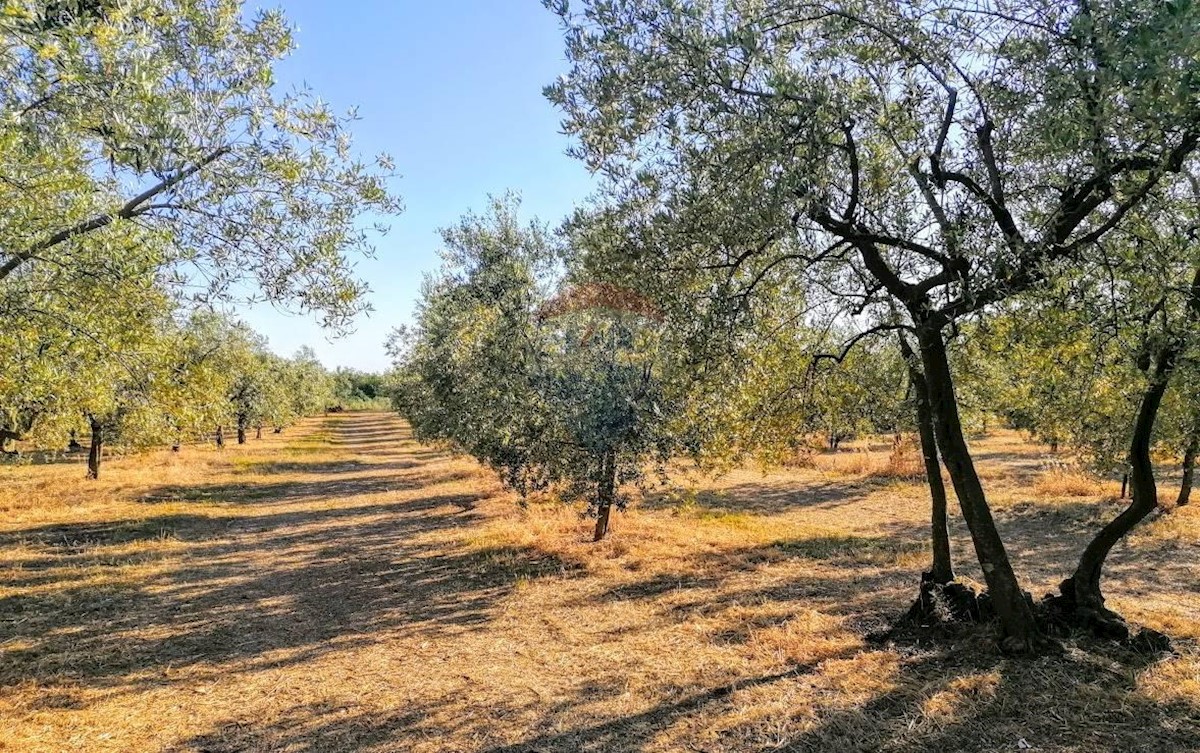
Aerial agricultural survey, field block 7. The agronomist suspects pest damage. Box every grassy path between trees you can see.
[1,412,1199,752]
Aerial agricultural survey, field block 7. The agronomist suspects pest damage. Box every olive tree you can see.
[547,0,1200,650]
[393,197,675,540]
[1,0,402,330]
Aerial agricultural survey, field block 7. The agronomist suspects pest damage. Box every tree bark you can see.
[0,428,18,456]
[915,321,1040,651]
[1061,344,1177,638]
[593,450,617,542]
[86,416,103,480]
[215,425,225,448]
[1176,427,1198,508]
[1062,268,1200,639]
[255,425,263,440]
[236,414,248,445]
[900,335,954,585]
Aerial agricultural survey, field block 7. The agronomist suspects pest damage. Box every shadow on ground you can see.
[0,415,562,694]
[5,414,1199,752]
[167,643,1200,753]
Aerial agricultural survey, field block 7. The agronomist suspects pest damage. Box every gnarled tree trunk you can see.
[215,425,225,448]
[1061,353,1187,638]
[915,320,1040,651]
[1061,268,1200,640]
[86,416,103,480]
[1060,346,1174,639]
[236,414,248,445]
[593,449,617,542]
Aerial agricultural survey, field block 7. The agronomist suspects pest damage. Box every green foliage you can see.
[544,0,1200,639]
[332,368,388,408]
[0,0,391,466]
[958,305,1140,470]
[392,196,676,516]
[1,0,402,329]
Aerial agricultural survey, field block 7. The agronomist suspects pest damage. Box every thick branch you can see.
[0,146,231,281]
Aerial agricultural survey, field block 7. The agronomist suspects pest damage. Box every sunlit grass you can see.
[0,416,1196,752]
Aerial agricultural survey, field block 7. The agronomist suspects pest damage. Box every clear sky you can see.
[240,1,596,372]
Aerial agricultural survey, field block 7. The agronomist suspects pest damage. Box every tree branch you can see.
[0,146,232,281]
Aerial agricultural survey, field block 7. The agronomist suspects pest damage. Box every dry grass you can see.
[796,437,923,480]
[1032,467,1110,499]
[0,415,1197,752]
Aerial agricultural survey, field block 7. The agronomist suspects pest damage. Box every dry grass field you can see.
[1,412,1198,752]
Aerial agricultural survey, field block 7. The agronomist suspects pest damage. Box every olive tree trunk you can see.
[900,335,954,585]
[1061,268,1200,639]
[915,321,1040,651]
[86,416,104,480]
[1176,429,1198,508]
[1060,348,1173,638]
[236,414,248,445]
[215,425,225,448]
[593,450,617,542]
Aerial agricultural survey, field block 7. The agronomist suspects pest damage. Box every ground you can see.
[1,412,1198,752]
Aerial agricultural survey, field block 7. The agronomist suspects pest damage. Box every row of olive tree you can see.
[1,0,400,475]
[1,300,338,478]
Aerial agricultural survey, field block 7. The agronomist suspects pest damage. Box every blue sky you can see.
[240,1,596,371]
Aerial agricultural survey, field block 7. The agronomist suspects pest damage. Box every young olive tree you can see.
[393,197,674,540]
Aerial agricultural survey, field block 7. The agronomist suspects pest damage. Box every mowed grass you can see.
[1,414,1198,752]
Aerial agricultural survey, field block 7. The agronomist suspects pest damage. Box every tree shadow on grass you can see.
[573,527,936,647]
[769,643,1200,753]
[477,644,1200,753]
[642,477,910,517]
[166,701,433,753]
[167,664,831,753]
[171,643,1200,752]
[137,468,479,505]
[239,458,429,476]
[0,489,571,693]
[327,426,443,457]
